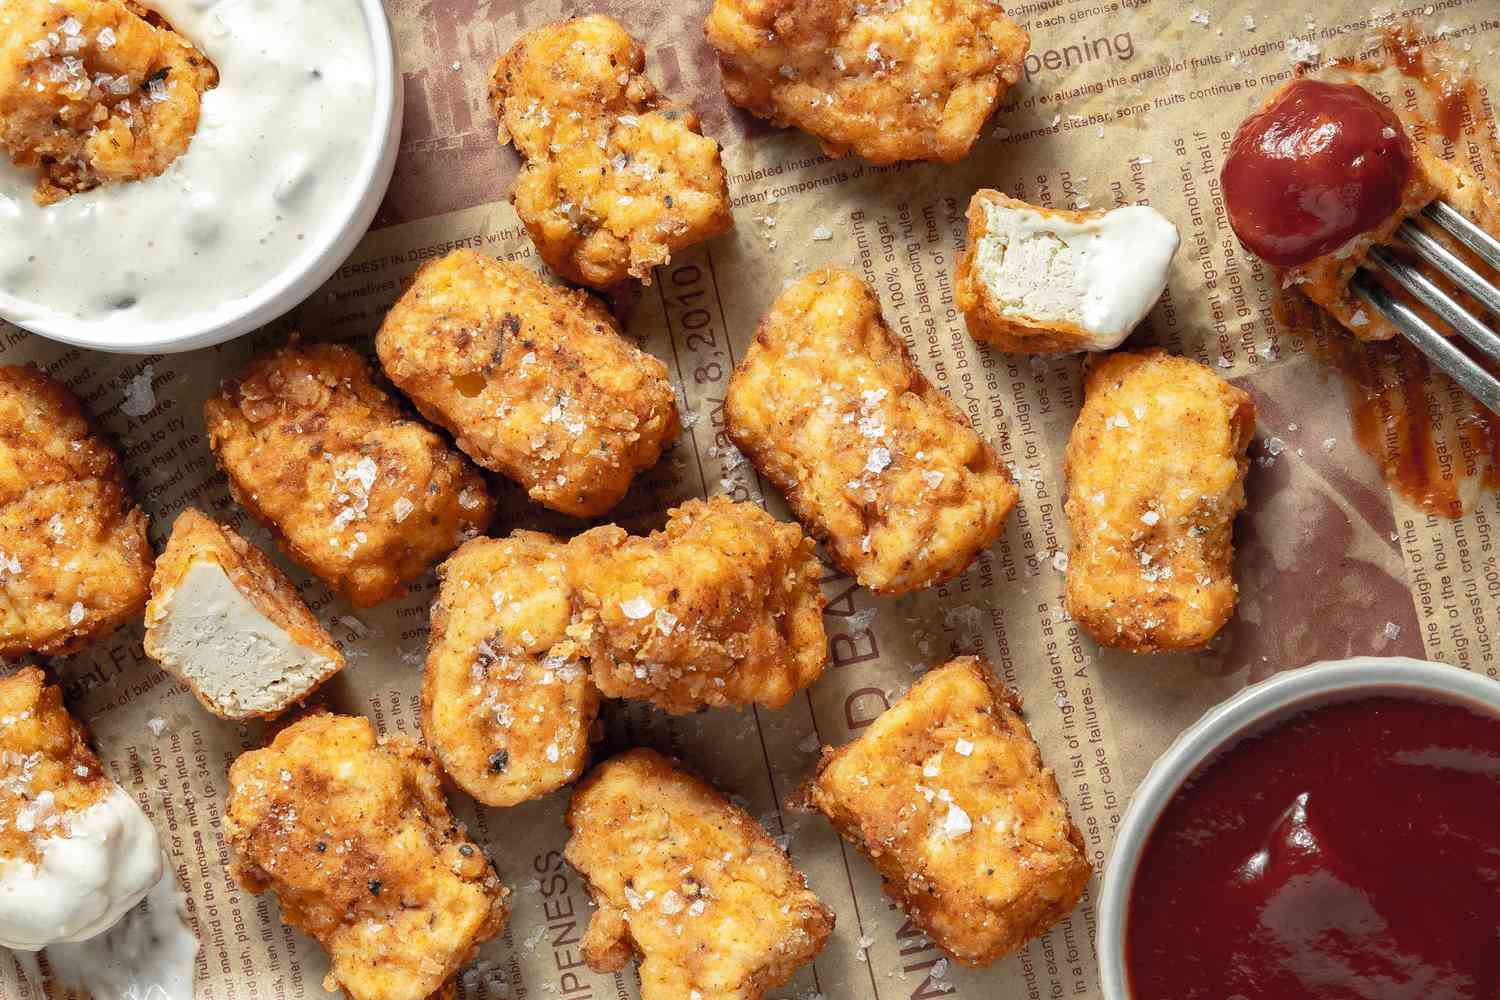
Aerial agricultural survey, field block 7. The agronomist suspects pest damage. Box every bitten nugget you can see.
[704,0,1028,164]
[1064,351,1255,652]
[490,15,732,286]
[144,508,344,720]
[0,0,218,204]
[569,496,826,714]
[225,713,510,1000]
[0,365,152,656]
[726,269,1017,594]
[377,250,679,517]
[204,341,493,608]
[0,667,163,950]
[565,749,833,999]
[799,657,1089,966]
[422,531,600,807]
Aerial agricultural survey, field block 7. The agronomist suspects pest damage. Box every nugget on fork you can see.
[490,15,732,286]
[204,340,493,608]
[565,749,833,1000]
[798,657,1090,966]
[726,269,1017,594]
[377,249,679,517]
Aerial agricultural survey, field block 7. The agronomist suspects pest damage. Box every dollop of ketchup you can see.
[1222,79,1413,267]
[1126,696,1500,999]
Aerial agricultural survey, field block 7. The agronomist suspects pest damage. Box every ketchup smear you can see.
[1222,79,1412,267]
[1126,696,1500,1000]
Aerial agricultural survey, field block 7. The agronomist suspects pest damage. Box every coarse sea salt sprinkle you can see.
[620,596,653,620]
[943,804,972,838]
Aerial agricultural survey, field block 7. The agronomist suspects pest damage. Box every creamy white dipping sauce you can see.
[0,0,377,337]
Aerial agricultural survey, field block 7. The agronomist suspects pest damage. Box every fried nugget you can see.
[1064,351,1255,652]
[565,749,833,999]
[144,508,344,721]
[490,15,732,286]
[726,269,1016,594]
[704,0,1028,164]
[798,657,1089,966]
[422,531,600,807]
[225,712,509,1000]
[376,250,679,517]
[569,496,826,714]
[0,365,152,657]
[204,341,493,608]
[0,0,217,204]
[0,667,164,950]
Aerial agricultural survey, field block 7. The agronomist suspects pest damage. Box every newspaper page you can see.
[5,1,1500,998]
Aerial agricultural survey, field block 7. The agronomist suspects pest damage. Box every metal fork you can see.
[1351,200,1500,413]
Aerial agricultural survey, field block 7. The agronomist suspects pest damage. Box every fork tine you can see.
[1396,221,1500,320]
[1353,273,1500,416]
[1366,244,1500,368]
[1424,200,1500,273]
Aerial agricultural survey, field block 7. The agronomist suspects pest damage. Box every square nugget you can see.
[565,748,833,1000]
[704,0,1029,164]
[204,340,493,608]
[0,365,153,657]
[726,268,1017,594]
[490,15,732,286]
[377,249,679,517]
[800,656,1090,966]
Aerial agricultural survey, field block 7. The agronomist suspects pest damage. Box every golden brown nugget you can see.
[226,713,509,1000]
[704,0,1028,164]
[565,749,833,999]
[144,508,344,720]
[0,365,152,657]
[0,0,217,204]
[422,531,600,808]
[204,341,493,608]
[376,250,679,517]
[726,269,1017,594]
[569,496,826,714]
[798,657,1089,967]
[0,667,164,949]
[490,15,732,286]
[1064,351,1255,652]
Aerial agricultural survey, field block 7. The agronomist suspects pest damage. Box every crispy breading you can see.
[490,15,732,286]
[565,749,833,1000]
[0,667,110,866]
[726,269,1017,594]
[569,496,827,714]
[422,531,600,808]
[704,0,1028,164]
[225,712,510,1000]
[204,340,493,609]
[0,365,152,657]
[799,657,1089,967]
[376,250,679,517]
[1064,351,1255,652]
[143,507,344,720]
[0,0,217,204]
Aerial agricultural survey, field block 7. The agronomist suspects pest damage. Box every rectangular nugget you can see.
[376,249,679,517]
[0,365,153,656]
[204,340,493,608]
[1064,350,1255,652]
[800,656,1090,967]
[726,268,1017,594]
[144,507,344,720]
[226,712,510,1000]
[565,748,833,1000]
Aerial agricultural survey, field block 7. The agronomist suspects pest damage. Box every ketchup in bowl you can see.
[1126,696,1500,999]
[1222,79,1412,267]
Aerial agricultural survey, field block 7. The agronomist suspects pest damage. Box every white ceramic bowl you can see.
[0,0,402,356]
[1096,656,1500,999]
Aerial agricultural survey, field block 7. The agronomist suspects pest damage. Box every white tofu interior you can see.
[151,561,337,718]
[971,200,1179,350]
